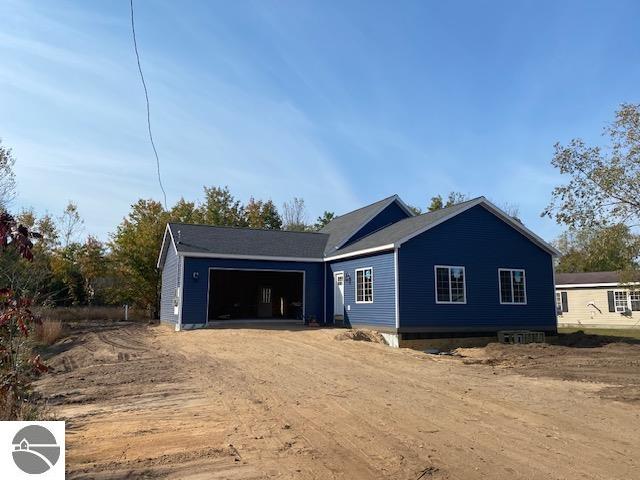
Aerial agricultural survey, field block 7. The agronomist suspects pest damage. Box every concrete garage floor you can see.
[37,322,639,479]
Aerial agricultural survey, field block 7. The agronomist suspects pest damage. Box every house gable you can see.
[320,195,413,255]
[397,204,556,332]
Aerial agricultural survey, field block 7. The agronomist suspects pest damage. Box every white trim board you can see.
[354,266,374,304]
[556,282,640,289]
[180,252,324,263]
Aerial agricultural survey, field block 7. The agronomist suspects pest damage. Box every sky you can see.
[1,0,639,242]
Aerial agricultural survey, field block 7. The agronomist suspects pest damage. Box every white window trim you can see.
[498,268,527,305]
[355,267,374,304]
[434,265,467,305]
[613,290,630,313]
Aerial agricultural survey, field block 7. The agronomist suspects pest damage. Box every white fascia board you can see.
[178,252,324,263]
[324,244,395,262]
[393,195,417,217]
[556,282,640,288]
[156,224,178,269]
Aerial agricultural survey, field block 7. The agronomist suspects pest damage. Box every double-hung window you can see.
[499,268,527,304]
[355,267,373,303]
[614,290,629,313]
[435,266,466,304]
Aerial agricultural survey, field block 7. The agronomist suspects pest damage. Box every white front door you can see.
[334,272,345,319]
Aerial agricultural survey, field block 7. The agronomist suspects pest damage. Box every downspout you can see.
[394,246,400,331]
[177,254,185,331]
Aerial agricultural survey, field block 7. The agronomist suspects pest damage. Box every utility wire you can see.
[130,0,168,210]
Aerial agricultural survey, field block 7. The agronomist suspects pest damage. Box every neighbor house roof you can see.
[326,197,561,260]
[319,194,414,255]
[555,271,625,287]
[157,223,328,267]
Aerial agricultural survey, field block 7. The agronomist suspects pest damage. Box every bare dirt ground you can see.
[35,323,640,479]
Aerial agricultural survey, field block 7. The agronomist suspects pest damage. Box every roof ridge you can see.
[168,222,328,235]
[329,194,397,221]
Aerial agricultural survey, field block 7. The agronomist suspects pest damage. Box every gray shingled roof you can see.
[319,195,400,255]
[555,271,622,285]
[328,198,482,256]
[168,223,328,259]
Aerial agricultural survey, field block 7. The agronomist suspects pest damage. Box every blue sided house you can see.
[157,195,560,347]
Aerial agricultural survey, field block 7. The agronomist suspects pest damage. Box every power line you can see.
[129,0,168,210]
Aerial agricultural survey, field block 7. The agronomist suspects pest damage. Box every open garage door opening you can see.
[208,269,304,322]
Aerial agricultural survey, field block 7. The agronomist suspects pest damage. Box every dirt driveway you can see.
[36,323,639,479]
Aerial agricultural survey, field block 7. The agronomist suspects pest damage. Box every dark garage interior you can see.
[208,269,304,321]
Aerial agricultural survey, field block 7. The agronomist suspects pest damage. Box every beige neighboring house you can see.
[555,271,640,329]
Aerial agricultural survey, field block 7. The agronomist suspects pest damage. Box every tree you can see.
[199,186,245,227]
[554,224,639,273]
[170,198,203,224]
[406,204,422,216]
[77,236,107,305]
[0,139,16,210]
[244,198,282,230]
[543,103,640,229]
[314,211,335,230]
[0,211,47,419]
[58,201,83,248]
[109,199,169,315]
[427,192,468,212]
[282,197,308,231]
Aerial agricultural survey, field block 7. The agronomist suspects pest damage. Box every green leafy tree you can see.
[427,192,468,212]
[544,103,640,229]
[555,224,640,273]
[77,236,107,305]
[314,211,335,230]
[244,198,282,230]
[199,186,245,227]
[109,199,169,316]
[170,198,204,224]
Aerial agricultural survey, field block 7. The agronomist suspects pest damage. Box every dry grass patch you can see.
[35,319,63,345]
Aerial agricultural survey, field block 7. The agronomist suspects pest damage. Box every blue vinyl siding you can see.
[181,257,324,325]
[160,246,179,325]
[342,201,410,247]
[326,252,396,331]
[398,205,556,333]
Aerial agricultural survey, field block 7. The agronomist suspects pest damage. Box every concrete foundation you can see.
[399,335,498,351]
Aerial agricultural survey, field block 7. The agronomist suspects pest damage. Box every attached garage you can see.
[208,269,304,321]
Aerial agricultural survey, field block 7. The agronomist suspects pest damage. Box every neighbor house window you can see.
[435,266,466,304]
[630,291,640,311]
[614,290,629,313]
[555,292,562,315]
[499,269,527,304]
[355,267,373,303]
